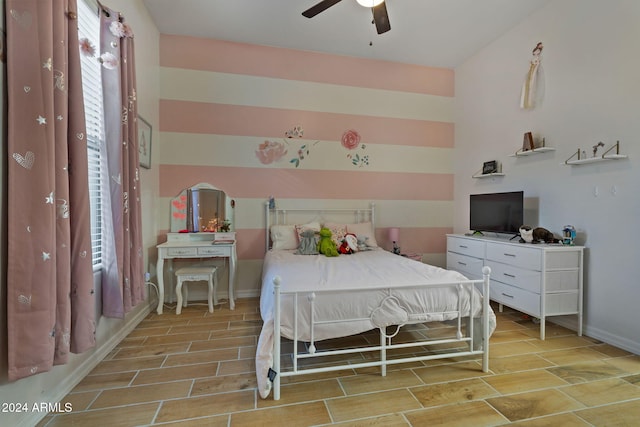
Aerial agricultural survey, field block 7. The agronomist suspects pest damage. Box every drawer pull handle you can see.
[503,253,516,257]
[457,262,467,266]
[501,292,514,298]
[459,245,468,249]
[503,273,516,278]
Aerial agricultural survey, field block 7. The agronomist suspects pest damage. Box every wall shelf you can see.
[564,141,628,165]
[472,172,505,179]
[509,147,555,157]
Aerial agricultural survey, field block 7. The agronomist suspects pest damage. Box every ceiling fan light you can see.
[356,0,384,7]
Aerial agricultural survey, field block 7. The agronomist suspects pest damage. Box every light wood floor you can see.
[39,298,640,426]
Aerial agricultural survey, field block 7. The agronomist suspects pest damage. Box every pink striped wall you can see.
[160,100,454,148]
[160,35,454,97]
[159,227,452,261]
[159,35,455,262]
[159,165,452,201]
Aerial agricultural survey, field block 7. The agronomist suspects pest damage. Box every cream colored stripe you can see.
[157,197,454,231]
[159,133,453,174]
[160,67,454,123]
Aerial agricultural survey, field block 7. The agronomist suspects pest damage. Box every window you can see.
[78,0,104,267]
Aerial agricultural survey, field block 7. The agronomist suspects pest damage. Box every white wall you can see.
[0,1,160,426]
[454,0,640,353]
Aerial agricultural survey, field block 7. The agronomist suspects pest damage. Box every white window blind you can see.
[78,0,104,267]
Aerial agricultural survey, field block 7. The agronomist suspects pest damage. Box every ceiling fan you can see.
[302,0,391,35]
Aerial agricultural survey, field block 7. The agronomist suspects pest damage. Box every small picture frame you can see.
[482,160,498,175]
[523,132,535,151]
[138,115,152,169]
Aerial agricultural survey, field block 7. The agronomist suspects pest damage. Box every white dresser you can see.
[447,234,583,339]
[156,232,237,314]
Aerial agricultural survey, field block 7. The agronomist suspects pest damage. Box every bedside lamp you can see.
[388,227,400,255]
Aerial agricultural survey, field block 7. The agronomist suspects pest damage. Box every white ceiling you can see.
[142,0,550,68]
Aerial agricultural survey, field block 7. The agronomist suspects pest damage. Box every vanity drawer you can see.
[485,260,541,294]
[490,281,540,316]
[486,242,542,271]
[447,252,483,279]
[167,247,198,257]
[447,236,485,258]
[198,246,230,257]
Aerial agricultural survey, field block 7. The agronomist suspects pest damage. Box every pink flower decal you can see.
[256,140,287,165]
[341,130,361,150]
[79,38,95,57]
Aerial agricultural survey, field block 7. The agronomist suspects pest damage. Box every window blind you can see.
[78,0,104,267]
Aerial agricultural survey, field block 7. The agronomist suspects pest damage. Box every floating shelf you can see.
[565,154,628,165]
[564,141,628,165]
[472,172,505,179]
[509,147,555,157]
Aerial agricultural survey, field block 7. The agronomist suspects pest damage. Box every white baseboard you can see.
[18,304,151,427]
[551,317,640,355]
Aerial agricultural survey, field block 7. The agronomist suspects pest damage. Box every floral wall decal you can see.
[254,125,318,167]
[256,140,287,165]
[285,126,319,168]
[341,129,360,150]
[342,129,369,167]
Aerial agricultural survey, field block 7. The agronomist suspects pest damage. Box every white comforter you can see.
[256,248,496,398]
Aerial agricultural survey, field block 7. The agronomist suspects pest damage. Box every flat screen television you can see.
[470,191,524,235]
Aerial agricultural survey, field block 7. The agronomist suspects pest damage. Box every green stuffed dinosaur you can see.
[317,227,339,257]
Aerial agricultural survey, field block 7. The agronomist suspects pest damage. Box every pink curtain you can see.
[98,3,144,318]
[6,0,95,380]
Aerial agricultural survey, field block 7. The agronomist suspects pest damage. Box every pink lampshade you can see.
[388,227,400,242]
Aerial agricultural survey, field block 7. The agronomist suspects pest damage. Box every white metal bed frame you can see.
[263,202,491,400]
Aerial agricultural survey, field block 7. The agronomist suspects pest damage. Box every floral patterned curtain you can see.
[98,3,144,318]
[6,0,95,380]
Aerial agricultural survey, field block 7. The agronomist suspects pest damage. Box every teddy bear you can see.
[296,229,318,255]
[338,233,358,255]
[317,227,339,257]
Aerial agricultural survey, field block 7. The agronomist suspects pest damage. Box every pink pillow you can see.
[323,222,347,246]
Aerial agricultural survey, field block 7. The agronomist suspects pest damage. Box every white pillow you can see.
[346,222,378,247]
[270,225,298,250]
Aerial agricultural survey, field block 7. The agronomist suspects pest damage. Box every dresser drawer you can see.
[485,260,541,294]
[490,281,540,316]
[447,252,483,279]
[545,291,579,315]
[447,236,485,258]
[486,242,542,271]
[198,246,230,257]
[167,247,198,257]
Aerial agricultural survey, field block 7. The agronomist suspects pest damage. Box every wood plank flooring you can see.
[38,298,640,426]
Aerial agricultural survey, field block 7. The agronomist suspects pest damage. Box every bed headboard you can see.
[265,202,375,252]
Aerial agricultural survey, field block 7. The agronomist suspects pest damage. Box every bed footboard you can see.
[270,266,492,400]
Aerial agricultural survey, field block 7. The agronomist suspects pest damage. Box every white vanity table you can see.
[156,232,236,314]
[156,182,237,315]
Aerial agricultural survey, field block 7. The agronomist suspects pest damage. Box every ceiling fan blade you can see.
[372,1,391,34]
[302,0,343,18]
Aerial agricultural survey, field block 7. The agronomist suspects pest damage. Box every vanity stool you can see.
[174,265,218,314]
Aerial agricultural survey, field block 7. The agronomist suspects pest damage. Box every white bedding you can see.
[256,248,496,398]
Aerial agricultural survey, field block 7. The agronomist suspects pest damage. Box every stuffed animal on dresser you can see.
[317,227,339,257]
[519,225,560,244]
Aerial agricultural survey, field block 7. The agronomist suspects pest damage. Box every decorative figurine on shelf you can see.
[268,196,275,210]
[562,225,576,245]
[592,141,605,157]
